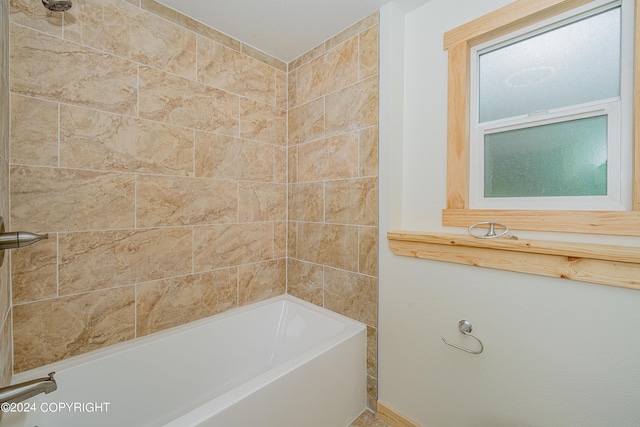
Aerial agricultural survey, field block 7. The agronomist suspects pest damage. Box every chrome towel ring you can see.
[442,320,484,355]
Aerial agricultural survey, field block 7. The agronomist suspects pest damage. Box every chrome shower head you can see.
[42,0,72,12]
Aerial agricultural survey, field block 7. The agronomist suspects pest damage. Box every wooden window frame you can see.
[442,0,640,237]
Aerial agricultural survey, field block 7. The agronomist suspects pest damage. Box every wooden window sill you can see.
[387,230,640,291]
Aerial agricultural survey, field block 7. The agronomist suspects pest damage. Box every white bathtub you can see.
[3,295,367,427]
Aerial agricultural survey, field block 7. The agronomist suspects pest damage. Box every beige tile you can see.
[367,375,378,412]
[64,0,196,79]
[288,145,298,183]
[325,177,378,226]
[13,287,135,372]
[287,259,323,306]
[11,233,57,304]
[198,36,276,105]
[349,410,390,427]
[288,182,324,222]
[289,43,325,73]
[136,175,237,227]
[237,139,275,182]
[60,105,194,175]
[239,182,286,223]
[360,126,378,177]
[359,227,378,277]
[275,145,286,183]
[9,0,62,37]
[287,69,297,110]
[324,267,377,327]
[140,0,241,52]
[10,25,137,116]
[139,66,239,135]
[240,98,286,145]
[10,94,58,167]
[288,98,324,145]
[297,133,359,182]
[275,70,287,109]
[241,43,286,73]
[11,165,135,232]
[194,223,274,271]
[326,11,379,52]
[287,221,297,258]
[58,228,192,294]
[367,326,377,378]
[274,221,287,258]
[136,269,237,336]
[238,259,286,306]
[359,25,379,80]
[296,223,358,271]
[325,76,378,137]
[295,37,358,106]
[195,132,238,179]
[0,315,11,388]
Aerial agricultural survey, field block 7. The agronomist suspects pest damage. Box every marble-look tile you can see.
[238,182,286,223]
[367,326,377,378]
[140,0,241,52]
[0,314,11,388]
[194,223,274,271]
[287,221,297,259]
[325,177,378,226]
[10,94,58,167]
[238,259,286,306]
[197,36,276,105]
[9,0,62,37]
[296,223,358,271]
[274,221,287,258]
[287,69,297,110]
[288,98,324,145]
[349,410,390,427]
[326,12,379,52]
[325,76,378,137]
[136,269,237,336]
[240,98,286,145]
[11,233,57,304]
[58,228,192,294]
[297,133,359,182]
[237,139,276,182]
[360,126,379,177]
[195,132,238,180]
[294,37,358,106]
[367,376,378,412]
[288,145,298,183]
[241,43,286,73]
[288,182,324,222]
[359,25,379,80]
[11,165,135,232]
[139,66,238,135]
[64,0,196,79]
[60,105,194,175]
[13,287,135,372]
[289,43,325,73]
[359,227,378,277]
[275,70,287,109]
[10,25,137,116]
[287,259,323,306]
[324,267,377,327]
[275,145,287,183]
[136,175,237,227]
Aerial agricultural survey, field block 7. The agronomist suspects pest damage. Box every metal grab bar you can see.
[442,320,484,355]
[0,372,57,404]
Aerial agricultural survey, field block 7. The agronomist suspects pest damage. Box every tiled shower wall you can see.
[287,14,379,408]
[9,0,288,372]
[0,0,12,388]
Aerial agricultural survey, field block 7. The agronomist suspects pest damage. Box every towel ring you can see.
[442,320,484,355]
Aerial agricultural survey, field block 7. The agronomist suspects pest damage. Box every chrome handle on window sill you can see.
[442,320,484,355]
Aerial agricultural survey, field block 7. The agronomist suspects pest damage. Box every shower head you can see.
[42,0,72,12]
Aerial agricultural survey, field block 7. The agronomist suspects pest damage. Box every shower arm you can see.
[0,216,48,266]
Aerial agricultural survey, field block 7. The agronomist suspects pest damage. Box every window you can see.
[469,0,632,211]
[442,0,639,236]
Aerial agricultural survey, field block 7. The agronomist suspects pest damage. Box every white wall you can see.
[378,1,640,425]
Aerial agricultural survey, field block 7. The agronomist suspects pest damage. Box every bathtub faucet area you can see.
[0,372,57,404]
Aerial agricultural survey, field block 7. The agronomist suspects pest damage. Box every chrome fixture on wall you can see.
[442,320,484,355]
[0,217,48,266]
[42,0,72,12]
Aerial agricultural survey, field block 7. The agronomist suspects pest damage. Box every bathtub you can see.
[3,295,367,427]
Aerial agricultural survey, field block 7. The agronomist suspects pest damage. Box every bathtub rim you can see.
[11,294,367,384]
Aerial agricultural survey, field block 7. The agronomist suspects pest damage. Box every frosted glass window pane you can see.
[484,116,608,198]
[479,7,621,123]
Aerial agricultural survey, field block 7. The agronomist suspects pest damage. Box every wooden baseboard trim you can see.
[378,402,421,427]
